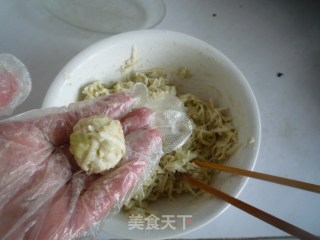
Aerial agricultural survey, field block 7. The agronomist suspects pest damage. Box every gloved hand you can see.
[0,91,162,240]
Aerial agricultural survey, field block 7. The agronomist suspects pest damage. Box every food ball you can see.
[70,115,126,174]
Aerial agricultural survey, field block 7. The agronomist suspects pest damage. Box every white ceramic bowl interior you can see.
[42,30,260,240]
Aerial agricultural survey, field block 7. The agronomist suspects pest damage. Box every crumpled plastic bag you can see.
[0,83,192,240]
[0,54,32,116]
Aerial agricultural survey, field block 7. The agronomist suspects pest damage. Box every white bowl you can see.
[43,30,261,239]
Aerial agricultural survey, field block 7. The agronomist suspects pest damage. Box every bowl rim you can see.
[42,29,261,239]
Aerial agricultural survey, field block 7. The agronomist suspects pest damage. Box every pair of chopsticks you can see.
[179,159,320,240]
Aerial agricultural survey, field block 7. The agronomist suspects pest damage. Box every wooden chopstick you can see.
[181,174,320,240]
[193,159,320,194]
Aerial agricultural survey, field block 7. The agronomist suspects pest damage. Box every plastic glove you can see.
[0,92,162,240]
[0,54,32,116]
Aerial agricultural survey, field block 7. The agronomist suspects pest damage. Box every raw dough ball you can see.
[70,115,126,174]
